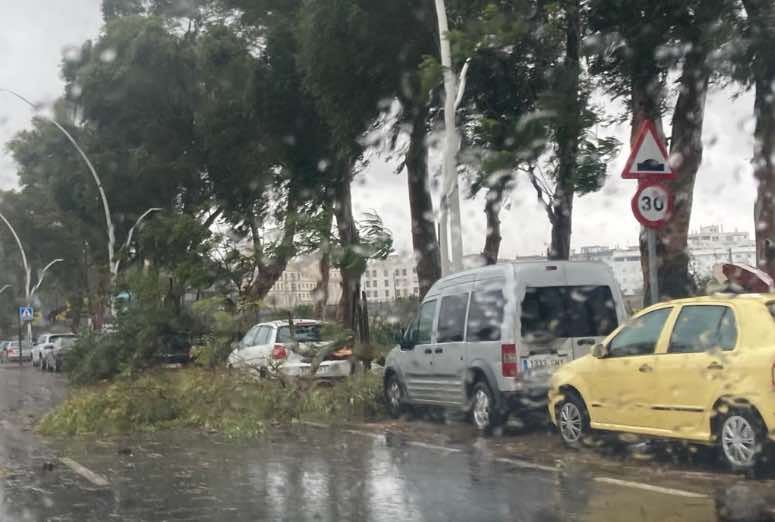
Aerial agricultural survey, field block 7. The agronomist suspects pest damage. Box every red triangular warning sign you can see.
[621,120,674,180]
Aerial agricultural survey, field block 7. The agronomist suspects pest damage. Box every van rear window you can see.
[521,286,618,338]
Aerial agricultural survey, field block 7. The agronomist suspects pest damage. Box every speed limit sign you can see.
[631,182,673,229]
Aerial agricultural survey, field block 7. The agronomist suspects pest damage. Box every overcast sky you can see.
[0,1,758,258]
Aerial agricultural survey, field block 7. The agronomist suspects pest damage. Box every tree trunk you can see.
[548,0,580,261]
[548,192,573,260]
[655,48,710,298]
[333,171,363,329]
[743,0,775,277]
[313,203,333,320]
[482,186,503,266]
[247,181,300,301]
[405,102,441,296]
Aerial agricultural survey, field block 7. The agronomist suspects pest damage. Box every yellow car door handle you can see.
[638,364,653,373]
[707,362,724,370]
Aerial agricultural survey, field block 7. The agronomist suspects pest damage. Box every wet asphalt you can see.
[2,364,775,521]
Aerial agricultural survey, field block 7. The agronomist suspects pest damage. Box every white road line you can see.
[405,441,461,453]
[299,420,331,429]
[594,477,708,499]
[495,457,557,473]
[60,458,110,487]
[343,429,384,440]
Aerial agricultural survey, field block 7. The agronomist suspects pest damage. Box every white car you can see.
[42,336,78,372]
[32,333,77,368]
[227,320,352,379]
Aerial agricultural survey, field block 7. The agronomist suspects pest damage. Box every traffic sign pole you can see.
[17,308,23,366]
[621,120,673,306]
[646,228,659,305]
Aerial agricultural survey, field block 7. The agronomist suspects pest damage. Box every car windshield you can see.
[2,0,774,519]
[54,338,78,349]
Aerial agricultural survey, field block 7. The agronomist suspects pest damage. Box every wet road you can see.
[3,365,775,521]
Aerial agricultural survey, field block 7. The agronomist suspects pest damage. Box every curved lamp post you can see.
[2,87,163,320]
[0,88,117,284]
[0,210,63,346]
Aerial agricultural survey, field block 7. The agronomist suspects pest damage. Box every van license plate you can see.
[522,358,565,371]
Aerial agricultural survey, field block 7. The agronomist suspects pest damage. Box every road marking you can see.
[343,429,384,440]
[594,477,707,499]
[405,441,461,453]
[495,457,556,473]
[300,420,330,429]
[59,458,109,487]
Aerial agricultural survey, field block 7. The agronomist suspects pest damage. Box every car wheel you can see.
[384,373,406,418]
[556,391,590,448]
[470,381,501,433]
[717,407,765,472]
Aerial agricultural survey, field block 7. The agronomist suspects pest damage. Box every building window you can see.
[384,270,388,277]
[384,279,389,287]
[385,290,390,297]
[402,268,407,276]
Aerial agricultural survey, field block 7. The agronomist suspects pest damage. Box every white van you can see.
[383,261,627,432]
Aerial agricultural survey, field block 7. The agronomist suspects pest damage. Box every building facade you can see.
[361,255,420,302]
[264,256,342,309]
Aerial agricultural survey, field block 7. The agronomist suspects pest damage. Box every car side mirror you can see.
[592,343,608,358]
[400,333,415,351]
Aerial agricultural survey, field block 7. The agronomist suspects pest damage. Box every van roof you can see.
[426,260,617,295]
[435,259,613,279]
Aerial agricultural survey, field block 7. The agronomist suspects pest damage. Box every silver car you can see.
[42,336,78,372]
[383,261,627,432]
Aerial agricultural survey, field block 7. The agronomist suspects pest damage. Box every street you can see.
[0,365,775,521]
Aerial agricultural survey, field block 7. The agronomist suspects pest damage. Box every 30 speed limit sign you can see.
[631,182,673,229]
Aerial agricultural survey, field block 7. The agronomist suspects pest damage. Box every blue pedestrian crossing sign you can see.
[19,306,34,322]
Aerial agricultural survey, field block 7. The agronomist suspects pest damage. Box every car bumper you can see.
[499,383,551,415]
[280,360,352,379]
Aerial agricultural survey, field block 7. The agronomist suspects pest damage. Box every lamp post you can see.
[0,88,116,284]
[0,210,63,348]
[2,88,163,319]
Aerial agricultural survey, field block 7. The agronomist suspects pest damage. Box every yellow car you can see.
[548,294,775,470]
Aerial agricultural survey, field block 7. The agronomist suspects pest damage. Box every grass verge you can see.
[38,368,385,438]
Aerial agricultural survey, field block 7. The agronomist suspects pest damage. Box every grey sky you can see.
[0,1,758,258]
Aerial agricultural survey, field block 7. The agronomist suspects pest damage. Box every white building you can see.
[571,225,757,296]
[687,225,752,249]
[361,255,420,302]
[264,256,342,309]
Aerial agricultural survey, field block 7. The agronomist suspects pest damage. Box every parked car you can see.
[32,333,77,368]
[4,340,33,363]
[42,336,79,372]
[549,294,775,471]
[383,261,627,432]
[227,320,352,378]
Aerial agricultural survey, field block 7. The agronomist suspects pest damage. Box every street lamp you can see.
[0,210,62,346]
[0,88,116,284]
[1,87,164,318]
